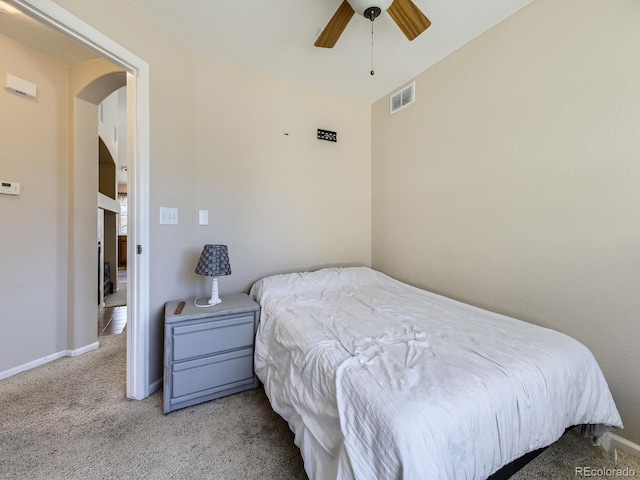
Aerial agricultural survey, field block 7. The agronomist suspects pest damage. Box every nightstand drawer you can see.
[173,314,254,361]
[172,348,254,398]
[164,294,260,413]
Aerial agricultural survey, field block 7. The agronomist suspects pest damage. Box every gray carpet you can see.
[1,333,638,480]
[104,287,127,308]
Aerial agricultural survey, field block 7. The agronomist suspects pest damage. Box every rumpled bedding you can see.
[251,267,622,480]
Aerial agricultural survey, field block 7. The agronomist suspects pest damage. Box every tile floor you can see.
[98,268,127,336]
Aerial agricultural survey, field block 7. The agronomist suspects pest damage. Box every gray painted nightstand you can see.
[163,293,260,414]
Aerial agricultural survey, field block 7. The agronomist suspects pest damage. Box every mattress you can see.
[251,267,622,480]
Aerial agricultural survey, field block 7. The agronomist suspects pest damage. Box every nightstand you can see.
[163,293,260,414]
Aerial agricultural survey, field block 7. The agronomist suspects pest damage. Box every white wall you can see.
[33,0,198,386]
[371,0,640,444]
[67,61,125,353]
[0,33,69,371]
[194,58,372,295]
[98,87,121,168]
[0,29,134,375]
[27,0,371,387]
[97,85,128,188]
[117,87,127,187]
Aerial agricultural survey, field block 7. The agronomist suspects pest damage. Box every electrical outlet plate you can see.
[160,207,178,225]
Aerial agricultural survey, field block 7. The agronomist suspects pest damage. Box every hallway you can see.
[98,269,127,336]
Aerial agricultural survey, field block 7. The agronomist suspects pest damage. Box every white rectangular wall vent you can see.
[4,73,37,99]
[390,81,415,115]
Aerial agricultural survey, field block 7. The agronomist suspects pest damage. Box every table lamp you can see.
[195,244,231,306]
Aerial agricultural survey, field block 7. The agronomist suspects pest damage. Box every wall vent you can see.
[389,81,415,115]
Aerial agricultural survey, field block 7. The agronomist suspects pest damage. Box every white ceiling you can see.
[129,0,534,103]
[0,4,99,65]
[0,0,534,103]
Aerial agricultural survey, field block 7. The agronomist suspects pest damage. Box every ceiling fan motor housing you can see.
[314,0,431,48]
[347,0,393,17]
[364,6,381,20]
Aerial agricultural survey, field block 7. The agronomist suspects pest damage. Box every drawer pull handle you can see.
[174,301,185,315]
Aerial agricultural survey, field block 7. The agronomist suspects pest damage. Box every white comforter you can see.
[251,267,622,480]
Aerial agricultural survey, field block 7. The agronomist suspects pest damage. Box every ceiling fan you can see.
[315,0,431,48]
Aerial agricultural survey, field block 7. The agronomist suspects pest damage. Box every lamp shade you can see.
[195,244,231,277]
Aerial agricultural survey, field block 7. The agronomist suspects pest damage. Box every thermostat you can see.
[0,181,20,195]
[4,74,37,99]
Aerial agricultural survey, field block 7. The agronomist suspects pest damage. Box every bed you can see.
[250,267,622,479]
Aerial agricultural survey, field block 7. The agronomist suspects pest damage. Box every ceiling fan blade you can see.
[314,0,355,48]
[387,0,431,41]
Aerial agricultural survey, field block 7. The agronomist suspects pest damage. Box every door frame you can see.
[11,0,150,399]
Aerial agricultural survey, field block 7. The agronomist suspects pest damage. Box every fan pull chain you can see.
[370,16,375,76]
[364,6,380,76]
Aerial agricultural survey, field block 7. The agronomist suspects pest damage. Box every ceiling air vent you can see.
[389,81,415,115]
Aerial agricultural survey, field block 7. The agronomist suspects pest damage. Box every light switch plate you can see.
[160,207,178,225]
[198,210,208,226]
[0,181,20,195]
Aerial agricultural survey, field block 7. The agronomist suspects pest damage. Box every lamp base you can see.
[193,297,220,308]
[194,276,223,307]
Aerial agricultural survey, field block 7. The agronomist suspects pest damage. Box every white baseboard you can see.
[0,341,100,380]
[0,350,66,380]
[149,377,162,395]
[611,432,640,459]
[66,341,99,357]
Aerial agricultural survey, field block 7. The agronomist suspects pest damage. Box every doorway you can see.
[10,0,150,400]
[98,87,128,337]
